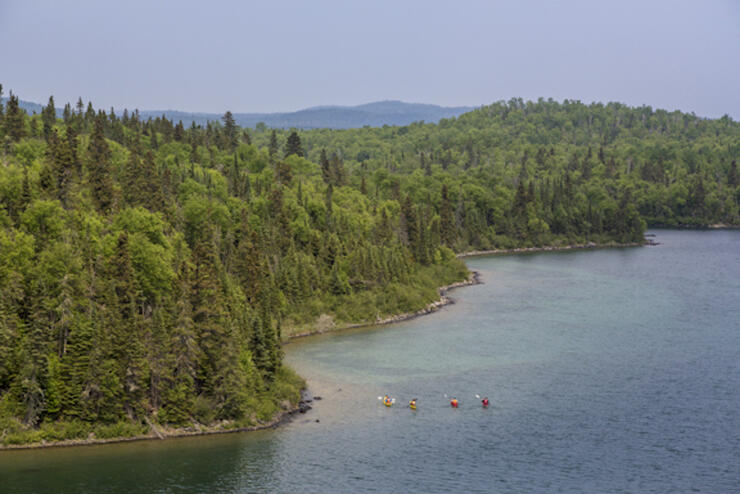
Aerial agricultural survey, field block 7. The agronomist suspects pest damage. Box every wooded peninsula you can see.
[1,86,738,446]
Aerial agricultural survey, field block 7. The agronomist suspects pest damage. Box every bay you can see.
[1,230,738,493]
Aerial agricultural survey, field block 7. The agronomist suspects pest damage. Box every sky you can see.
[1,0,738,118]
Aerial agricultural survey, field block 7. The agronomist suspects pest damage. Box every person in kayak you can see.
[450,397,459,408]
[383,395,393,406]
[409,398,417,409]
[481,397,489,407]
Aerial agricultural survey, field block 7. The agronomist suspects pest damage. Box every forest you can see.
[0,85,738,445]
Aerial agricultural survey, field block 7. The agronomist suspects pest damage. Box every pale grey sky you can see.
[1,0,738,118]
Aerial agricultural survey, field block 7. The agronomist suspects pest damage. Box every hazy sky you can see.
[1,0,738,118]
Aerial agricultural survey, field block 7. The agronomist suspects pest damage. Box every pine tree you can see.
[268,130,279,161]
[222,111,237,150]
[41,96,56,140]
[110,233,147,418]
[191,235,228,396]
[440,184,456,247]
[234,222,263,304]
[4,91,26,142]
[284,131,303,157]
[401,195,419,253]
[161,262,199,424]
[84,102,96,127]
[173,121,184,142]
[330,153,346,185]
[87,113,114,213]
[320,148,331,185]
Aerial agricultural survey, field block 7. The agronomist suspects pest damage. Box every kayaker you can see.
[450,397,459,408]
[383,395,392,406]
[409,398,417,409]
[481,397,489,407]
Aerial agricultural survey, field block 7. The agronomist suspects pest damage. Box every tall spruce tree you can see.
[268,130,279,160]
[284,131,303,157]
[222,111,237,150]
[440,184,456,247]
[87,113,114,213]
[4,91,26,142]
[42,95,56,140]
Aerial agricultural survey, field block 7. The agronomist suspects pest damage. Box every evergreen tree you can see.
[110,232,147,418]
[330,153,346,186]
[161,262,199,424]
[87,113,114,213]
[284,131,303,157]
[51,129,75,206]
[4,91,26,142]
[42,95,56,140]
[191,235,228,396]
[173,120,185,142]
[320,148,331,184]
[401,194,419,253]
[222,111,237,150]
[268,130,279,160]
[440,184,456,247]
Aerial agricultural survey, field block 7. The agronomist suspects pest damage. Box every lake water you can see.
[1,230,739,493]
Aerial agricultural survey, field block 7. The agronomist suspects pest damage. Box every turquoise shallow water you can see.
[1,230,739,493]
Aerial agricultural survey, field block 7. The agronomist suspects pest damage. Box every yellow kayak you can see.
[410,403,416,410]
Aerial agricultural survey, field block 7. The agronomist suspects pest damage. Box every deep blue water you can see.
[1,230,739,493]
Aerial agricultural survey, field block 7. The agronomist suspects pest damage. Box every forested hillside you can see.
[0,86,737,445]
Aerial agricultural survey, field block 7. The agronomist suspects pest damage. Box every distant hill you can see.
[142,100,475,129]
[3,97,474,129]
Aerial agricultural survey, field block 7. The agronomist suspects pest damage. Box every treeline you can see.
[1,87,737,444]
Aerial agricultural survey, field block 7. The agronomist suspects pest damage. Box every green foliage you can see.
[1,89,737,446]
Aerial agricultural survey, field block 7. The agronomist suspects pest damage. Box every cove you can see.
[1,230,738,493]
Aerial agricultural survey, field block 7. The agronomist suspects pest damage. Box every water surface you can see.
[1,230,739,493]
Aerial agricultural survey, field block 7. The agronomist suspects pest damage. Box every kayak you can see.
[410,403,417,410]
[384,401,392,407]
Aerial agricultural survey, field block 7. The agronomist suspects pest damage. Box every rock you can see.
[313,396,322,400]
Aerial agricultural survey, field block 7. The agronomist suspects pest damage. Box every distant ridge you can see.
[4,97,475,129]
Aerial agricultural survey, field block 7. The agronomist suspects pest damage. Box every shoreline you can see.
[1,240,645,451]
[0,392,312,451]
[457,240,648,258]
[286,270,483,340]
[648,223,740,230]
